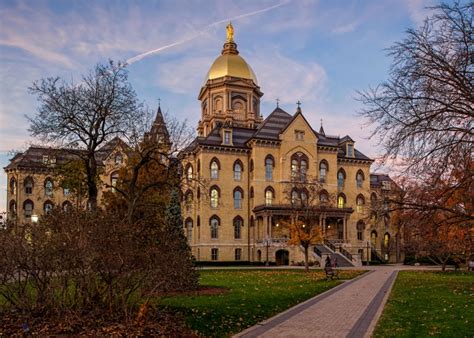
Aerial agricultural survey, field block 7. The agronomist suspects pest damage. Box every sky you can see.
[0,0,441,212]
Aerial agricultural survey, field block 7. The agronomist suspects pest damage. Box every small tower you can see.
[147,104,171,148]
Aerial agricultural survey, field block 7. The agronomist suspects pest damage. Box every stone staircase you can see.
[314,243,355,267]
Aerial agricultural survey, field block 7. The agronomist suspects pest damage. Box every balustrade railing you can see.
[340,247,353,261]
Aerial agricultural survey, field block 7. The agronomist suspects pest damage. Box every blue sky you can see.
[0,0,441,211]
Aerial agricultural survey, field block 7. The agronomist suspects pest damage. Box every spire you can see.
[296,100,302,114]
[319,118,326,136]
[149,103,170,146]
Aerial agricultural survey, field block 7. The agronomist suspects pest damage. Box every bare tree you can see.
[28,60,142,209]
[358,2,473,223]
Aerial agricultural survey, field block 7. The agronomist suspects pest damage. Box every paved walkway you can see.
[236,267,399,338]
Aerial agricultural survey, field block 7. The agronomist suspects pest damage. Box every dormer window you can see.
[347,144,354,157]
[43,155,49,164]
[115,153,123,165]
[223,130,232,145]
[295,130,305,141]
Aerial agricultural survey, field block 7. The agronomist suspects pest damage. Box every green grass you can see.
[374,271,474,337]
[158,269,363,337]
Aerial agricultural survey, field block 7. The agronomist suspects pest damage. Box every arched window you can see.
[337,169,346,188]
[250,186,254,198]
[24,177,34,194]
[371,230,378,246]
[265,155,274,180]
[291,152,309,181]
[319,160,328,182]
[356,194,365,213]
[186,164,193,182]
[62,201,72,211]
[210,158,220,180]
[265,187,274,206]
[250,216,255,227]
[301,189,308,206]
[9,200,17,217]
[43,200,54,214]
[235,248,242,261]
[110,171,119,193]
[337,194,346,208]
[185,218,193,241]
[210,216,220,239]
[197,187,201,200]
[9,177,16,195]
[356,170,365,188]
[257,249,262,262]
[197,159,201,173]
[357,221,365,241]
[44,178,54,197]
[233,187,243,209]
[115,153,123,165]
[250,159,254,172]
[233,160,243,181]
[210,186,220,208]
[197,216,201,227]
[23,199,34,218]
[370,193,378,207]
[185,190,193,209]
[319,190,329,203]
[291,189,299,205]
[383,232,390,248]
[233,216,243,239]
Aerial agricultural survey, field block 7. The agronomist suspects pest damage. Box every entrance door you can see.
[275,249,289,266]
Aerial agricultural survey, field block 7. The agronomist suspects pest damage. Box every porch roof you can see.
[252,204,354,217]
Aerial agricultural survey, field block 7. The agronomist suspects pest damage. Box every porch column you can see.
[343,216,348,242]
[322,216,326,238]
[269,215,273,239]
[264,215,269,239]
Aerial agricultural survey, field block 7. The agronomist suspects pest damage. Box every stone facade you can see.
[181,33,401,265]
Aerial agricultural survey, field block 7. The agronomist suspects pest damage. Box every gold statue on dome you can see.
[226,22,234,42]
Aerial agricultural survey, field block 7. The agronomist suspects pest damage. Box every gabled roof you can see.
[252,107,293,140]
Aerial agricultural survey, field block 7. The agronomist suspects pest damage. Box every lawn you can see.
[158,269,363,337]
[374,271,474,337]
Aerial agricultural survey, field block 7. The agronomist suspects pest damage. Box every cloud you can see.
[404,0,434,26]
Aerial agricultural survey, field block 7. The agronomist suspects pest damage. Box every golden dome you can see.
[206,53,258,84]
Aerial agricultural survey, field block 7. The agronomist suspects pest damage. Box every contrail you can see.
[126,0,289,65]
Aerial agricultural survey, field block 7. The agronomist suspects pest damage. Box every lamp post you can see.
[263,236,271,266]
[366,240,370,266]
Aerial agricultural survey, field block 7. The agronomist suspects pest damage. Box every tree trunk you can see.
[86,156,98,210]
[304,246,309,272]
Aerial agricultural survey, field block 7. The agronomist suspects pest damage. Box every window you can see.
[210,159,219,179]
[383,233,390,248]
[337,194,346,208]
[250,216,255,227]
[347,143,354,157]
[356,170,364,188]
[357,221,365,241]
[44,201,53,214]
[295,130,304,140]
[337,169,345,188]
[235,248,242,261]
[224,130,231,145]
[234,217,243,239]
[115,153,123,165]
[62,201,72,211]
[210,186,219,208]
[9,178,16,195]
[43,155,49,164]
[233,161,242,181]
[186,218,193,241]
[371,231,378,246]
[63,187,70,196]
[319,160,328,182]
[249,187,254,198]
[111,172,119,193]
[265,156,274,180]
[356,195,365,213]
[320,190,329,203]
[24,200,34,218]
[370,193,378,207]
[265,187,274,206]
[249,159,254,172]
[9,200,17,217]
[210,216,219,239]
[291,189,299,205]
[185,190,193,209]
[211,248,219,261]
[24,177,34,194]
[186,164,193,182]
[233,188,243,209]
[44,178,53,197]
[301,190,308,206]
[291,152,309,181]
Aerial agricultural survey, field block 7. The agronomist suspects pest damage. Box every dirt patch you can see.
[0,309,197,336]
[157,285,230,297]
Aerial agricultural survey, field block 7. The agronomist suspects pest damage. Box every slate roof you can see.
[370,173,392,187]
[4,137,128,171]
[253,107,293,140]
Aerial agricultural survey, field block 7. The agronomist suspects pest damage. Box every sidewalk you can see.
[236,267,399,338]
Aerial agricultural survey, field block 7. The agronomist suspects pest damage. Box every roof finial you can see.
[319,118,326,136]
[276,98,280,108]
[296,100,302,114]
[157,97,161,107]
[226,22,234,42]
